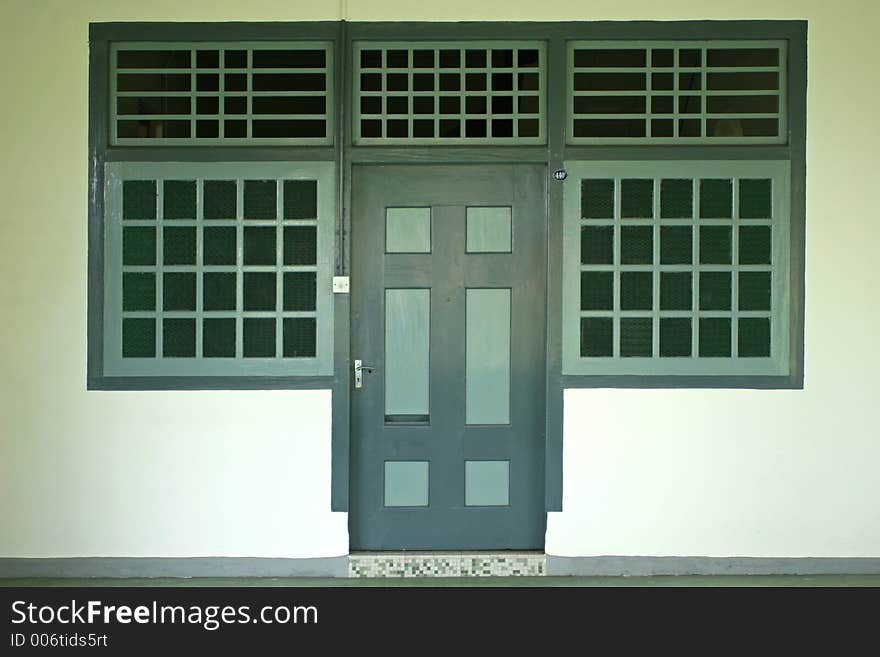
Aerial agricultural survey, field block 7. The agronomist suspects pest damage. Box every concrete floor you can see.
[2,575,879,587]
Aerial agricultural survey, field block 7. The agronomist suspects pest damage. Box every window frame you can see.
[88,21,807,516]
[562,159,791,376]
[103,161,335,377]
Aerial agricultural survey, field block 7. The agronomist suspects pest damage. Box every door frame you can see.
[347,163,549,549]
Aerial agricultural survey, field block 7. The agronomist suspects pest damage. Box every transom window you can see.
[111,42,334,144]
[568,40,787,143]
[354,41,546,144]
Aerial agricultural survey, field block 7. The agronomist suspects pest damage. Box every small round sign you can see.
[553,169,568,181]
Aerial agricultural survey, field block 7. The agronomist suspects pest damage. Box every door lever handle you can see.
[354,359,378,389]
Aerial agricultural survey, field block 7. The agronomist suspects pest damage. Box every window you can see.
[111,42,334,144]
[562,160,790,376]
[568,40,787,143]
[103,162,335,376]
[354,41,545,143]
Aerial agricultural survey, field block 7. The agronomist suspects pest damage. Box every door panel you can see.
[350,164,546,550]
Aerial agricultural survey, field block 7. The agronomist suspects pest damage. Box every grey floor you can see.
[2,575,879,587]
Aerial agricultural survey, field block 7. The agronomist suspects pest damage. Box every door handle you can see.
[354,359,378,389]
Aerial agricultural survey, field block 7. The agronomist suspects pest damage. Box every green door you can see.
[350,164,547,549]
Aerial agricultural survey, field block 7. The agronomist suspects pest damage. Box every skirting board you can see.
[546,556,880,577]
[0,557,349,579]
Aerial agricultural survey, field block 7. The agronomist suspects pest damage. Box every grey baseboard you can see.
[0,557,349,579]
[546,555,880,577]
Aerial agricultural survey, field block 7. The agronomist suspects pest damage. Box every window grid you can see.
[568,40,787,144]
[353,41,546,144]
[563,160,789,376]
[579,178,774,358]
[119,180,320,360]
[111,42,334,145]
[106,162,333,377]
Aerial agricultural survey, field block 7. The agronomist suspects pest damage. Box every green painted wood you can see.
[350,164,546,550]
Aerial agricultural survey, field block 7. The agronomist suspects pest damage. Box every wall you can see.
[1,0,878,560]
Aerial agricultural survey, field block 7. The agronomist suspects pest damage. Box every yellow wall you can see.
[1,1,878,559]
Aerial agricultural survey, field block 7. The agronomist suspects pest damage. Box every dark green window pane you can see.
[660,226,692,264]
[739,226,771,265]
[163,318,195,357]
[620,317,652,357]
[581,226,614,264]
[699,318,731,357]
[163,227,196,265]
[163,272,196,311]
[244,180,277,219]
[122,318,155,357]
[660,272,692,310]
[739,179,772,218]
[203,272,236,311]
[739,272,771,311]
[699,179,732,218]
[580,271,613,310]
[244,227,276,265]
[284,226,317,265]
[163,180,196,219]
[660,179,693,218]
[620,271,652,310]
[243,272,276,311]
[621,226,653,264]
[203,318,236,357]
[283,272,317,311]
[581,179,614,219]
[203,227,236,265]
[580,317,613,357]
[122,273,155,311]
[123,180,156,220]
[699,226,731,264]
[660,318,691,357]
[283,317,317,357]
[204,180,237,220]
[284,180,318,219]
[739,318,771,357]
[123,227,155,265]
[244,318,276,357]
[699,271,731,310]
[621,179,653,218]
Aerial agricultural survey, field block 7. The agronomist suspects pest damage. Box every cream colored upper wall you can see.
[1,0,879,558]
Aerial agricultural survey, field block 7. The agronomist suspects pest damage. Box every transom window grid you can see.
[567,40,787,144]
[562,160,790,376]
[110,42,334,145]
[103,162,335,377]
[353,41,546,144]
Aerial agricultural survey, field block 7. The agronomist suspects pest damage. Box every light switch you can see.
[333,276,350,293]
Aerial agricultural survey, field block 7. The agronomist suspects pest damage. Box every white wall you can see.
[1,0,878,560]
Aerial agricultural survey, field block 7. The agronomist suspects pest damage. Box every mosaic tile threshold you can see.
[349,552,546,578]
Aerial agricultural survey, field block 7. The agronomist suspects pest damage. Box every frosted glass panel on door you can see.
[465,460,510,506]
[466,288,511,424]
[466,206,512,253]
[385,289,430,417]
[386,207,431,253]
